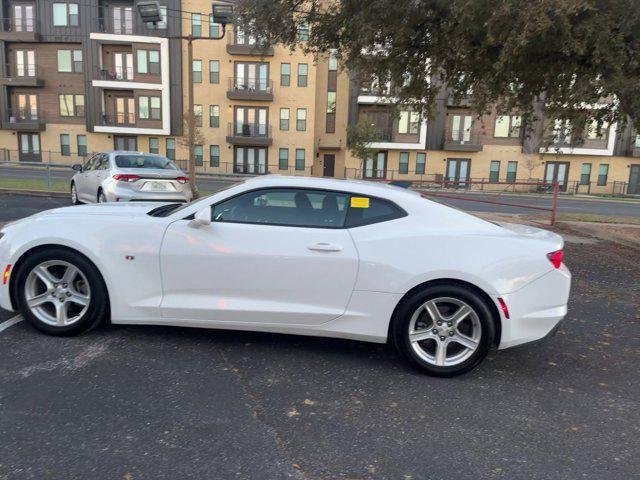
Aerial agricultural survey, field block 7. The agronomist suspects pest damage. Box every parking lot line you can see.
[0,315,23,333]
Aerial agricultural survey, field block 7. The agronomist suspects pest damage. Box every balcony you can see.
[226,122,273,146]
[98,113,137,127]
[1,110,45,131]
[227,77,273,101]
[0,63,44,87]
[0,17,39,41]
[226,33,274,56]
[443,128,483,152]
[93,65,135,82]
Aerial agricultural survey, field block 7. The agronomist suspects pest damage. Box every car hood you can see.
[496,222,564,250]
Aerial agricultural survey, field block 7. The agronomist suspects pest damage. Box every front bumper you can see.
[498,264,571,349]
[0,236,14,311]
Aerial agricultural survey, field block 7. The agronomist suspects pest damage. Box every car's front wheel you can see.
[97,189,107,203]
[15,247,109,336]
[391,284,495,377]
[70,182,81,205]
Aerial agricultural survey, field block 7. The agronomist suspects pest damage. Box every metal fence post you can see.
[46,163,51,191]
[550,182,559,226]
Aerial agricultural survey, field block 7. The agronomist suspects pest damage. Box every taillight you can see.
[547,249,564,269]
[3,264,11,285]
[175,176,189,184]
[113,174,140,182]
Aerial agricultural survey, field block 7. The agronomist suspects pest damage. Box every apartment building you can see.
[0,0,637,196]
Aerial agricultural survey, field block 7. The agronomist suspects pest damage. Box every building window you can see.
[280,63,290,86]
[296,108,307,131]
[326,91,336,133]
[209,145,220,167]
[59,94,84,117]
[209,105,219,128]
[398,152,409,174]
[279,108,289,131]
[149,137,159,154]
[53,3,78,27]
[136,50,159,74]
[60,134,71,156]
[146,6,167,29]
[149,51,160,74]
[398,111,420,134]
[194,145,203,166]
[326,92,337,114]
[15,50,36,77]
[57,50,82,73]
[192,13,202,37]
[635,134,640,148]
[506,161,517,183]
[77,135,87,156]
[295,149,305,171]
[193,60,202,83]
[166,138,176,160]
[328,50,338,71]
[297,63,308,87]
[209,60,219,83]
[194,104,203,127]
[279,148,289,170]
[209,13,221,38]
[597,164,609,186]
[553,119,572,145]
[489,160,500,182]
[416,153,426,174]
[139,96,161,120]
[297,20,309,41]
[579,163,592,185]
[494,115,522,138]
[586,120,609,140]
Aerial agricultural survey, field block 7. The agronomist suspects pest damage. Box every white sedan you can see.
[0,176,571,376]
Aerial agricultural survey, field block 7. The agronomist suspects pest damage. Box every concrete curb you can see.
[0,188,68,198]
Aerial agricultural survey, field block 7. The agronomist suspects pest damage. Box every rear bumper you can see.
[498,264,571,349]
[104,184,192,203]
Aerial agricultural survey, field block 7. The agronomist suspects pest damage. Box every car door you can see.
[76,154,98,202]
[159,188,359,326]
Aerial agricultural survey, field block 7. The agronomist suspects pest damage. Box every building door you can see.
[114,136,137,151]
[15,49,36,77]
[234,146,267,174]
[14,93,38,120]
[115,97,135,125]
[364,151,387,179]
[112,6,133,34]
[113,52,133,80]
[18,133,41,162]
[446,158,471,188]
[628,165,640,195]
[12,4,35,32]
[544,161,570,192]
[323,154,335,177]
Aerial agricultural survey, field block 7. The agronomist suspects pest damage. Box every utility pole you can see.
[136,1,234,196]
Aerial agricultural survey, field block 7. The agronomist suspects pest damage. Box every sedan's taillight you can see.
[547,249,564,269]
[175,176,189,184]
[113,174,140,182]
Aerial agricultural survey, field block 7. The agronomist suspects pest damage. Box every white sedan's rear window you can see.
[115,155,177,170]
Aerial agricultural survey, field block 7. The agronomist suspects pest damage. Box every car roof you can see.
[106,151,165,156]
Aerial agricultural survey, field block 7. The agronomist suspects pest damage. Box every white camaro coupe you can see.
[0,176,571,376]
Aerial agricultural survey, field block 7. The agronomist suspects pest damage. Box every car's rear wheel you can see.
[15,248,109,336]
[391,284,495,377]
[70,182,81,205]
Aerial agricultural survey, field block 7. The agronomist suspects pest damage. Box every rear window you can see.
[345,196,406,227]
[115,154,177,170]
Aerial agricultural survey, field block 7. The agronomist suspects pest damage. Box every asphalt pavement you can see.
[0,193,639,479]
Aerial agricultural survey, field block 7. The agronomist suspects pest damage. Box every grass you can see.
[0,178,69,193]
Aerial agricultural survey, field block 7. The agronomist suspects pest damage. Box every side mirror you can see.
[72,164,83,172]
[189,206,212,228]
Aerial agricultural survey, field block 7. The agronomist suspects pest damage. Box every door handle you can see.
[308,242,342,252]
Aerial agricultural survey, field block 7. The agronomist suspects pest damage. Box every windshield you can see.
[115,154,177,170]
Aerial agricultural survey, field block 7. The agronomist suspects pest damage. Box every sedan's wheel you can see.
[71,183,80,205]
[391,284,495,377]
[15,248,108,336]
[97,190,107,203]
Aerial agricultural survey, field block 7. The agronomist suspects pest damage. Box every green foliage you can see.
[235,0,640,129]
[346,117,381,162]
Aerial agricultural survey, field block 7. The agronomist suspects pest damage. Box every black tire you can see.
[97,189,107,203]
[14,247,109,336]
[70,182,81,205]
[391,283,495,377]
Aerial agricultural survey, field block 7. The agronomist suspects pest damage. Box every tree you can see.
[235,0,640,130]
[347,116,382,174]
[177,111,205,196]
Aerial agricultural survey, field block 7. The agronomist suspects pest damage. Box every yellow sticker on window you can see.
[351,197,370,208]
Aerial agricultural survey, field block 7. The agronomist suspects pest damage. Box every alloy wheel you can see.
[407,297,482,367]
[24,260,91,327]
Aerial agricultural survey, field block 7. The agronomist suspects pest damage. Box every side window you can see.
[345,196,406,228]
[212,188,349,228]
[99,155,111,170]
[84,154,100,171]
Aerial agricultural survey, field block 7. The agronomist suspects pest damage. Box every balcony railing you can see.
[2,108,45,130]
[94,65,135,81]
[227,77,273,101]
[443,128,482,151]
[99,114,137,127]
[226,32,274,55]
[226,122,273,146]
[1,63,44,86]
[0,17,39,40]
